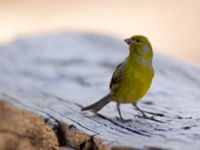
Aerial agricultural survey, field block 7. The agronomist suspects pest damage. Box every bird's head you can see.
[124,35,153,60]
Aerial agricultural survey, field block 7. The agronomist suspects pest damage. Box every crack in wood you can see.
[84,115,129,135]
[96,114,150,137]
[58,112,99,135]
[44,113,68,146]
[80,136,98,150]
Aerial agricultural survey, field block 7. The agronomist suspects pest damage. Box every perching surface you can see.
[0,32,200,150]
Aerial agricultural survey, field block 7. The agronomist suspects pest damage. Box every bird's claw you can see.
[116,116,132,123]
[135,114,165,123]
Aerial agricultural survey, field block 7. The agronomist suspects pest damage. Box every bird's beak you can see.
[124,38,131,45]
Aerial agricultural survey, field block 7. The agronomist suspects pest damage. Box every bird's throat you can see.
[128,52,152,67]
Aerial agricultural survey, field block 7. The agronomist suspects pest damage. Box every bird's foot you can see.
[116,116,132,123]
[136,114,165,123]
[140,110,165,117]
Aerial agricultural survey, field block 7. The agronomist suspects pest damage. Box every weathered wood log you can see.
[0,32,200,150]
[0,100,59,150]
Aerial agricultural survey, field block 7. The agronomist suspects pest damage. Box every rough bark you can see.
[0,101,59,150]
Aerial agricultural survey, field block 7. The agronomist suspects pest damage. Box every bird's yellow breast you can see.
[111,57,153,103]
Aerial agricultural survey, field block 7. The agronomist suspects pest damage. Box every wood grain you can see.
[0,32,200,150]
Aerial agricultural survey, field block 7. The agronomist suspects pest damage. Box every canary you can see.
[82,35,154,122]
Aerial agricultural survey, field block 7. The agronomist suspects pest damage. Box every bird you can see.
[82,35,155,122]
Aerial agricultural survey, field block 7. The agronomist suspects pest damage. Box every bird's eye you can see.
[135,39,140,43]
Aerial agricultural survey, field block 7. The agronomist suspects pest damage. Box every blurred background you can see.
[0,0,200,65]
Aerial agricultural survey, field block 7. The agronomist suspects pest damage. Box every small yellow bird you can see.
[82,35,154,122]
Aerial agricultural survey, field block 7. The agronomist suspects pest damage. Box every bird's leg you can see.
[116,103,123,120]
[132,103,164,123]
[116,103,132,122]
[132,103,164,117]
[132,103,148,118]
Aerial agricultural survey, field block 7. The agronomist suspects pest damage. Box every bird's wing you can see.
[109,61,126,90]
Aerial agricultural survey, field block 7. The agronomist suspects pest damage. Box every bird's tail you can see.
[81,94,111,113]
